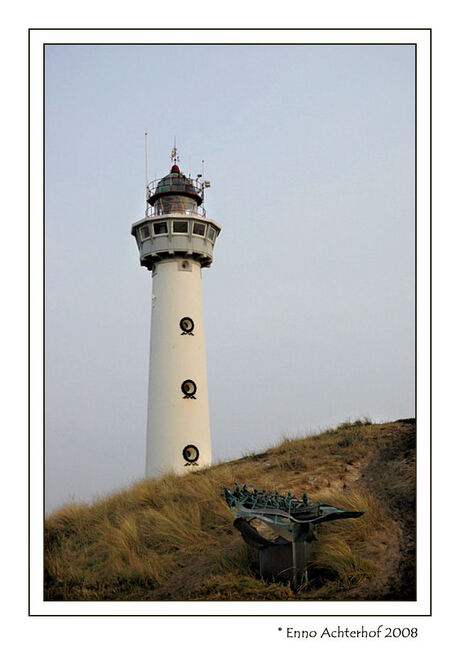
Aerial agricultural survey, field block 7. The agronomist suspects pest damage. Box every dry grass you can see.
[45,419,415,601]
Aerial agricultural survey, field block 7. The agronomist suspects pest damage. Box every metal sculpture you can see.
[224,483,364,590]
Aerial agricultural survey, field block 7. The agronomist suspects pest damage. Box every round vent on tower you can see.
[180,317,194,334]
[181,380,197,397]
[183,444,199,463]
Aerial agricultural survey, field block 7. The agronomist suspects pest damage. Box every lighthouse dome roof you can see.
[148,166,202,206]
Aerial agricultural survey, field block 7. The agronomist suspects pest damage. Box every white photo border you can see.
[29,27,430,616]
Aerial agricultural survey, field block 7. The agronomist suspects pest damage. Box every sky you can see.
[45,44,415,513]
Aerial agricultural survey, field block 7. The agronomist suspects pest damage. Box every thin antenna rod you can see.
[144,132,149,203]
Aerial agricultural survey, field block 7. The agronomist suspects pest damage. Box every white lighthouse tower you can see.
[132,149,221,478]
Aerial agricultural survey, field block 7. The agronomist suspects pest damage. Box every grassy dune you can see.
[44,419,415,601]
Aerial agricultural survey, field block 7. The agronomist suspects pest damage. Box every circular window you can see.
[181,379,197,397]
[180,317,194,333]
[183,444,199,463]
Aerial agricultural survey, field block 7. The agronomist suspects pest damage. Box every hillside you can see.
[44,419,415,601]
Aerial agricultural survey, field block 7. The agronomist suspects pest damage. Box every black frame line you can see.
[30,28,431,617]
[44,42,416,46]
[31,27,430,31]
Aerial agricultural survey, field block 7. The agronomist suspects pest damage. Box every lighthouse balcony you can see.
[131,214,221,271]
[146,198,207,218]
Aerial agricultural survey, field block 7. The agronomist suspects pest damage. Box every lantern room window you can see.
[173,220,189,234]
[207,226,216,242]
[153,221,168,235]
[193,222,206,236]
[139,225,151,241]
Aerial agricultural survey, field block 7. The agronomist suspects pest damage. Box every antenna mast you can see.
[144,131,149,214]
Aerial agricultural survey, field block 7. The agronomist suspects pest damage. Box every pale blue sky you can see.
[45,44,414,512]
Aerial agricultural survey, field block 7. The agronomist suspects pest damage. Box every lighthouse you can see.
[131,149,221,478]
